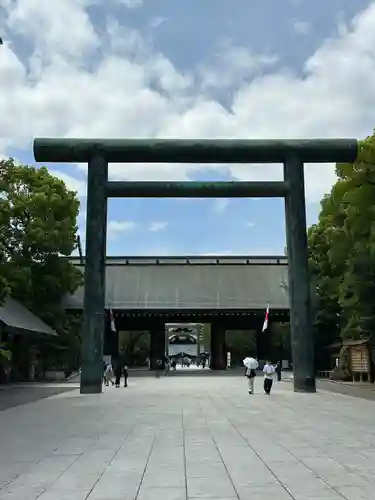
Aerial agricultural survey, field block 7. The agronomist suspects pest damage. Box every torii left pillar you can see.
[80,155,108,394]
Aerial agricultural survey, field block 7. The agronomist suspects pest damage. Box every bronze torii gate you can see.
[34,138,357,394]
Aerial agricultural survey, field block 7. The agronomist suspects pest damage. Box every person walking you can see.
[243,356,259,394]
[114,358,122,388]
[263,360,276,395]
[123,364,129,387]
[155,358,163,378]
[276,361,282,382]
[245,366,257,394]
[164,355,170,376]
[104,362,114,386]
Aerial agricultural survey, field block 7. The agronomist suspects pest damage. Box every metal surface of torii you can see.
[33,137,358,394]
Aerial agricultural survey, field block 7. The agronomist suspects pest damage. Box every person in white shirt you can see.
[104,363,114,386]
[263,360,275,395]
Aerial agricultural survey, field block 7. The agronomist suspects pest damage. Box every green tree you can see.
[119,331,150,367]
[0,158,83,336]
[335,134,375,341]
[0,195,10,304]
[308,222,341,356]
[270,322,291,362]
[308,132,375,374]
[0,245,10,305]
[226,330,257,365]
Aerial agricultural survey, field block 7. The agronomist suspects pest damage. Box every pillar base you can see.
[80,383,103,394]
[293,377,316,393]
[210,364,226,371]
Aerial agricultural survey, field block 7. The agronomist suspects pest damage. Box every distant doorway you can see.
[166,323,209,370]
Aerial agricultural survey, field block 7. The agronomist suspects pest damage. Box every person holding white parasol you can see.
[243,356,259,394]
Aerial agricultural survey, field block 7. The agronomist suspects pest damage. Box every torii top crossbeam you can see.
[33,137,358,164]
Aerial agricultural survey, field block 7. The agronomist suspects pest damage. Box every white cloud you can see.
[293,20,312,36]
[6,0,98,64]
[1,0,375,208]
[212,199,229,213]
[119,0,143,8]
[107,220,138,237]
[199,41,278,91]
[148,221,168,232]
[151,17,167,29]
[245,221,255,228]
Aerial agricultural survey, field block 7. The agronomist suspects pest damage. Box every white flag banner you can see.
[262,303,270,332]
[110,309,116,332]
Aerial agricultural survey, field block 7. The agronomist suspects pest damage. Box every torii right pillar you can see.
[284,155,316,393]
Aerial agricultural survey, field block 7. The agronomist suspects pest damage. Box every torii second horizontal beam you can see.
[105,181,288,198]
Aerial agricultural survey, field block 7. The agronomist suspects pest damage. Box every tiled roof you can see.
[64,263,289,310]
[0,297,57,336]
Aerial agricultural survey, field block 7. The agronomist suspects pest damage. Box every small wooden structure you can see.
[348,339,371,381]
[0,297,58,382]
[327,338,371,382]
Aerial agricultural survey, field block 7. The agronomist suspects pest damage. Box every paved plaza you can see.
[1,376,375,500]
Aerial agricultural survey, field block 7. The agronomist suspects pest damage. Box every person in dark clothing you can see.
[276,361,282,382]
[123,365,129,387]
[102,361,107,385]
[155,359,163,378]
[114,358,122,388]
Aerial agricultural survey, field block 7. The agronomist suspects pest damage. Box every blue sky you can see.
[1,0,375,255]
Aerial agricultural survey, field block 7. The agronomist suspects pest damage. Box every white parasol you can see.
[243,357,259,370]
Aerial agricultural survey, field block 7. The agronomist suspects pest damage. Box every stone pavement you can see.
[1,376,375,500]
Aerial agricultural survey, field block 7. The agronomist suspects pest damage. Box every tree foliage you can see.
[0,245,10,305]
[308,132,375,355]
[226,330,257,365]
[0,192,10,304]
[0,158,83,340]
[118,331,150,367]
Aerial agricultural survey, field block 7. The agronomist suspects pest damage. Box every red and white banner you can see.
[262,303,270,332]
[110,309,116,332]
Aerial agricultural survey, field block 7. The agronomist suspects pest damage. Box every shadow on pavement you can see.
[317,379,375,401]
[0,385,77,411]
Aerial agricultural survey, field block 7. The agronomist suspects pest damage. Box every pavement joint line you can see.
[269,432,353,500]
[181,407,189,500]
[276,427,375,496]
[0,443,87,493]
[222,390,373,500]
[213,396,296,500]
[34,451,88,500]
[134,422,160,500]
[82,420,139,500]
[197,399,240,500]
[275,394,375,466]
